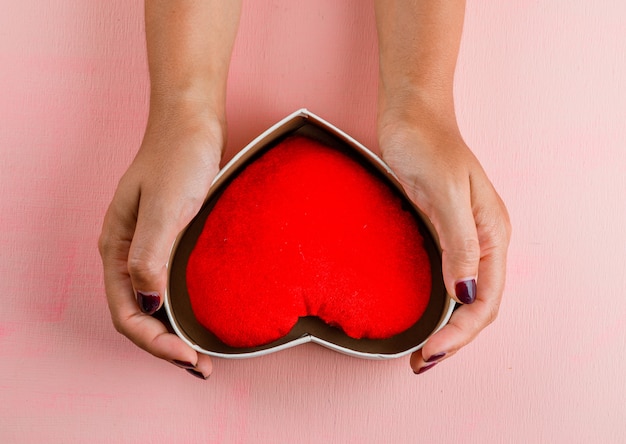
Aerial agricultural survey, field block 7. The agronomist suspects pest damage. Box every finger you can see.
[127,188,215,378]
[99,186,212,378]
[126,185,202,315]
[427,181,481,305]
[106,262,212,377]
[410,217,509,374]
[408,349,441,375]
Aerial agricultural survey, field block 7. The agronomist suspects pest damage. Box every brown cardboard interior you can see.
[167,115,447,357]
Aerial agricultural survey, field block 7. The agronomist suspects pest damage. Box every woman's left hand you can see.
[378,116,511,374]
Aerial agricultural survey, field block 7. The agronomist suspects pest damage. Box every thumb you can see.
[430,191,480,305]
[128,196,194,315]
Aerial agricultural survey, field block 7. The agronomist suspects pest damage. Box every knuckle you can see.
[127,250,161,283]
[448,238,481,267]
[97,213,115,258]
[97,233,106,257]
[111,315,127,335]
[502,213,513,242]
[490,203,512,243]
[483,301,500,326]
[475,197,512,245]
[97,230,112,258]
[495,201,512,243]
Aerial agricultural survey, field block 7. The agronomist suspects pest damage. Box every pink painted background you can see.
[1,1,625,442]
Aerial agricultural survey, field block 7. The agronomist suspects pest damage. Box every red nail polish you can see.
[186,368,209,380]
[425,352,446,363]
[455,279,476,304]
[414,362,438,375]
[172,360,196,370]
[137,291,160,315]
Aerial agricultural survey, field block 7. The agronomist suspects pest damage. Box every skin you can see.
[374,0,511,373]
[99,0,510,378]
[99,0,242,378]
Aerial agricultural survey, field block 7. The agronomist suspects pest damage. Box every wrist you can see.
[148,90,226,134]
[143,94,227,162]
[377,87,466,158]
[151,85,225,118]
[378,83,458,134]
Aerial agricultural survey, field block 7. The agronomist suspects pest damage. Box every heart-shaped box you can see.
[165,109,454,359]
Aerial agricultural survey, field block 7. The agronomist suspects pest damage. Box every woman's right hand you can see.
[99,101,224,379]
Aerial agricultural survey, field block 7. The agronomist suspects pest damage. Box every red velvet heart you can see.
[186,135,431,348]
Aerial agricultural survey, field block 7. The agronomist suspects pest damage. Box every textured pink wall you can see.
[1,1,625,442]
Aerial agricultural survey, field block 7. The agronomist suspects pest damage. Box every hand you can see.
[99,103,223,379]
[378,116,511,375]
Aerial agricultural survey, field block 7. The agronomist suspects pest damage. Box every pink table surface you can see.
[1,1,625,443]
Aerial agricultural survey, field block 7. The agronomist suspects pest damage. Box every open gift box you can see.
[165,109,454,359]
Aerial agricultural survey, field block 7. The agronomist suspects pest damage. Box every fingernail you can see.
[172,360,196,370]
[455,279,477,304]
[137,291,160,315]
[414,362,438,375]
[425,352,446,363]
[186,368,209,380]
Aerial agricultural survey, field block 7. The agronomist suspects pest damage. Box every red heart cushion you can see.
[186,135,431,348]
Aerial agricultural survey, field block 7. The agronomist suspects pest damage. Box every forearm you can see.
[374,0,465,129]
[145,0,242,123]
